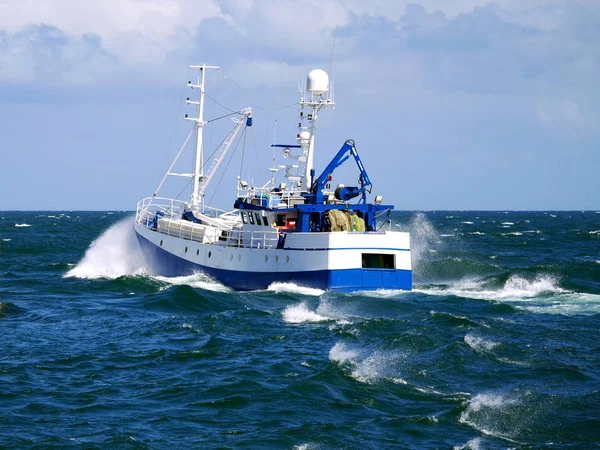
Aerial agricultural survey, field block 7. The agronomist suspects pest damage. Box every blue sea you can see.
[1,211,599,449]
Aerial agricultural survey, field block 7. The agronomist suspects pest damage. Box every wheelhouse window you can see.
[248,212,255,225]
[255,212,262,226]
[275,214,286,227]
[362,253,395,269]
[263,215,269,227]
[241,211,248,224]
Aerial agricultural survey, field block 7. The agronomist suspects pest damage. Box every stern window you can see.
[362,253,395,269]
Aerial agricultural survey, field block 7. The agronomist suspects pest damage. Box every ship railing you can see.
[220,229,279,249]
[136,197,241,228]
[236,185,309,209]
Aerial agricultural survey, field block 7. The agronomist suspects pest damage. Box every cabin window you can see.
[241,211,248,224]
[362,253,395,269]
[263,215,269,227]
[248,212,255,225]
[255,212,262,226]
[275,214,286,226]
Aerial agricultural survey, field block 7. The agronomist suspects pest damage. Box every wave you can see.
[153,273,230,293]
[282,299,352,325]
[329,342,406,384]
[15,223,31,227]
[464,333,499,353]
[267,282,324,297]
[458,392,532,443]
[453,438,482,450]
[418,274,566,300]
[282,302,329,323]
[64,218,149,279]
[418,275,600,315]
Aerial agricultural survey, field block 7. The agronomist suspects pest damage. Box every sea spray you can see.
[401,212,444,279]
[65,218,149,279]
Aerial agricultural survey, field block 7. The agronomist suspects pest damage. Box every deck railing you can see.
[136,197,279,249]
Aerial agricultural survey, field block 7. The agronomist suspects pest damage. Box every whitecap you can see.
[416,275,566,301]
[15,223,31,227]
[464,333,499,352]
[329,342,359,364]
[1,238,11,242]
[461,221,474,224]
[154,273,230,292]
[589,230,600,235]
[459,393,521,442]
[282,302,329,323]
[329,342,406,384]
[453,438,482,450]
[501,222,514,225]
[267,282,324,296]
[469,231,485,235]
[502,232,523,236]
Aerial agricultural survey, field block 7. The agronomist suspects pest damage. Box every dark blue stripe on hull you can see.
[136,232,412,292]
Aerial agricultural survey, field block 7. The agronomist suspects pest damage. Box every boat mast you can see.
[299,69,335,190]
[187,64,219,212]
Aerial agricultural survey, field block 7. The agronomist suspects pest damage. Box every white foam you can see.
[329,342,359,364]
[461,221,474,224]
[329,342,405,384]
[2,238,11,242]
[282,302,329,323]
[501,222,514,225]
[417,275,566,301]
[453,438,482,450]
[464,333,499,352]
[65,218,148,279]
[15,223,31,227]
[469,231,485,235]
[351,289,409,298]
[502,232,523,236]
[154,273,230,292]
[267,282,324,296]
[589,230,600,235]
[459,393,520,442]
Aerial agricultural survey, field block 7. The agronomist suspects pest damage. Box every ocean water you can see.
[1,210,599,449]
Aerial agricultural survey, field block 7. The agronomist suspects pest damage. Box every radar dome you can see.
[306,69,329,96]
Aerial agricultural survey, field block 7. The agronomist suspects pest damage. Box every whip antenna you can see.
[328,25,337,77]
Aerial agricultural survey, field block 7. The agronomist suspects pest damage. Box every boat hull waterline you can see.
[134,221,411,292]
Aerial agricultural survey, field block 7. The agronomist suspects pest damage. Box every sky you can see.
[0,0,598,210]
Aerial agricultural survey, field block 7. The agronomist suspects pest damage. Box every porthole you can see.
[185,246,188,253]
[208,251,212,258]
[264,255,268,262]
[286,255,290,263]
[160,240,163,247]
[196,249,199,256]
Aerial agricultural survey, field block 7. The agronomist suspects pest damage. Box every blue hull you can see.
[137,233,412,292]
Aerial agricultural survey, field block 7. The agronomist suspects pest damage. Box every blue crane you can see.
[308,139,372,204]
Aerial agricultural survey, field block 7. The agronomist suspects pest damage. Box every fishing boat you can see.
[134,64,412,291]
